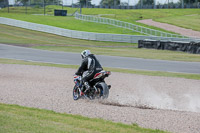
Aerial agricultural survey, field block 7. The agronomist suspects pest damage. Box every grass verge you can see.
[1,58,200,80]
[156,14,200,32]
[32,45,200,62]
[0,103,166,133]
[0,13,142,35]
[0,24,135,47]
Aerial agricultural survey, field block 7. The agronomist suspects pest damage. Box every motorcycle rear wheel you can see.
[98,82,109,99]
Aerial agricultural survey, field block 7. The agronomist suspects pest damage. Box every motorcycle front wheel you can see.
[73,85,80,100]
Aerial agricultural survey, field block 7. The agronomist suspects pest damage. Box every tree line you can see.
[78,0,200,6]
[0,0,199,6]
[0,0,62,5]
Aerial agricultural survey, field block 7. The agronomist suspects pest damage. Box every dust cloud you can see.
[105,75,200,112]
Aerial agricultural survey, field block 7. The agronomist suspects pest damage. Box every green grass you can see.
[1,58,200,80]
[0,103,166,133]
[0,24,135,47]
[3,7,200,22]
[1,8,197,35]
[0,12,142,35]
[33,45,200,62]
[80,8,200,20]
[0,24,199,62]
[75,8,200,33]
[156,14,200,31]
[80,8,200,31]
[1,8,200,34]
[78,8,200,33]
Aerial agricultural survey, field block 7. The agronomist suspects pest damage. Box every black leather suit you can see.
[75,54,103,83]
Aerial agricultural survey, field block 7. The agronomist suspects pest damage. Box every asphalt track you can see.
[0,43,200,74]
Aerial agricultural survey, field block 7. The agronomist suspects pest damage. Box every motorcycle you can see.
[73,70,111,100]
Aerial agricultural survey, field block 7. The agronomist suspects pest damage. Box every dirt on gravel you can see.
[0,64,200,133]
[137,19,200,38]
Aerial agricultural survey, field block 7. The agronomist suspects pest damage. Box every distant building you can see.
[8,0,15,5]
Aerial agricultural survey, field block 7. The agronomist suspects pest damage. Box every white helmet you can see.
[81,50,91,59]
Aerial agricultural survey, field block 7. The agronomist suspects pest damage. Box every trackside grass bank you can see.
[0,103,166,133]
[0,24,135,47]
[1,8,200,32]
[0,13,142,36]
[154,14,200,32]
[0,24,199,62]
[0,58,200,80]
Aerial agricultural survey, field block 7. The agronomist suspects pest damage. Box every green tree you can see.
[136,0,154,6]
[179,0,200,4]
[78,0,92,7]
[0,0,8,6]
[16,0,28,4]
[100,0,120,6]
[120,2,128,6]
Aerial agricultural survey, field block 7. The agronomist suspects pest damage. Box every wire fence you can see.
[75,12,187,38]
[0,17,200,43]
[71,2,200,9]
[0,4,65,15]
[0,0,200,15]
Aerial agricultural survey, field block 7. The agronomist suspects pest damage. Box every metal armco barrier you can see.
[138,40,200,54]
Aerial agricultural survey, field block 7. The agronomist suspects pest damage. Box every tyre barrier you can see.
[138,40,200,54]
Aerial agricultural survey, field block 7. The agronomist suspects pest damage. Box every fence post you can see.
[25,2,27,14]
[182,0,184,8]
[43,0,46,16]
[141,0,143,9]
[7,0,9,13]
[80,3,82,14]
[154,0,156,9]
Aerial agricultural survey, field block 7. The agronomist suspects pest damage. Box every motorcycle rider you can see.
[75,50,103,96]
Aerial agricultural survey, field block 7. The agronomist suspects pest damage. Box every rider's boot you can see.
[84,82,91,93]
